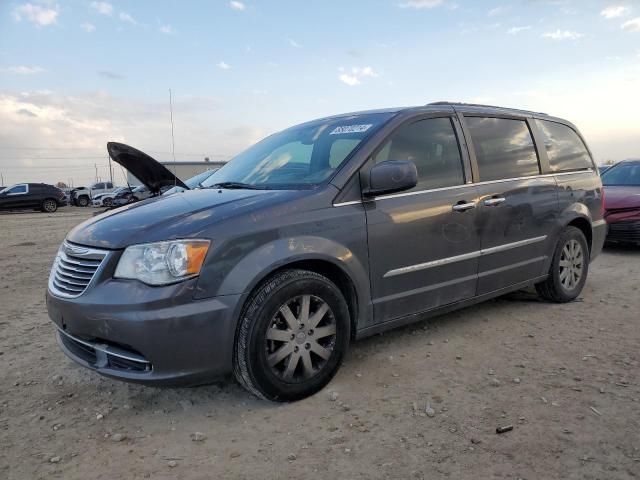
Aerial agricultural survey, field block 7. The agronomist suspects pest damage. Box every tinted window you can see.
[93,183,105,189]
[8,185,27,194]
[467,117,539,181]
[106,182,113,189]
[373,117,465,190]
[602,162,640,186]
[536,120,592,172]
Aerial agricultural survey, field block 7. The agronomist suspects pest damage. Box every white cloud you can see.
[217,61,231,70]
[229,1,246,11]
[90,1,112,16]
[398,0,443,9]
[338,66,378,86]
[507,25,531,35]
[622,17,640,31]
[119,12,138,25]
[0,65,45,75]
[488,6,508,17]
[542,29,584,40]
[12,3,59,27]
[0,90,265,185]
[339,74,360,86]
[159,24,175,35]
[601,6,630,19]
[80,22,96,33]
[287,38,302,48]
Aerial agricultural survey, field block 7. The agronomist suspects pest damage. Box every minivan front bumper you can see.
[46,280,243,386]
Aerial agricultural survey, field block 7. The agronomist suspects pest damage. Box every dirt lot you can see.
[1,207,639,479]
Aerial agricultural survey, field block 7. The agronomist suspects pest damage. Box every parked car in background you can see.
[163,168,219,196]
[70,181,116,207]
[602,159,640,245]
[0,183,66,213]
[47,104,606,401]
[91,187,131,207]
[112,185,155,206]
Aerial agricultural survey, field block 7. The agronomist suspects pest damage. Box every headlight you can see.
[114,239,210,285]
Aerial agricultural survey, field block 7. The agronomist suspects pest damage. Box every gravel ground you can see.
[1,208,639,479]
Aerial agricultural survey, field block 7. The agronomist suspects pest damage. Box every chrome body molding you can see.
[57,327,151,365]
[383,235,548,278]
[332,169,594,206]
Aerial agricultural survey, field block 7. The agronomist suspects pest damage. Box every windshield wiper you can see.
[208,182,264,190]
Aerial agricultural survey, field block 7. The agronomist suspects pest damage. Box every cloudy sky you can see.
[1,0,639,186]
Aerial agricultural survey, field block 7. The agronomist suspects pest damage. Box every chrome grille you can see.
[49,242,109,298]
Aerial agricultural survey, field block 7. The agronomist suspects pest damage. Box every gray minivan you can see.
[46,102,606,401]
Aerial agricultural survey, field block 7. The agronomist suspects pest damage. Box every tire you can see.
[103,197,113,207]
[536,226,589,303]
[77,196,89,207]
[41,198,58,213]
[129,196,139,203]
[234,269,351,402]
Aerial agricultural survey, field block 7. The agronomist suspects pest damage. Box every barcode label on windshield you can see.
[329,124,373,135]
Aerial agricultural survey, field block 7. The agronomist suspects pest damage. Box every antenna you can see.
[169,88,177,187]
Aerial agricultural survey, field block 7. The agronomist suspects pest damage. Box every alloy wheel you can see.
[265,294,337,382]
[43,200,57,212]
[559,239,584,290]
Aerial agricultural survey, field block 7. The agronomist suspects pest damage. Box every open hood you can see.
[107,142,188,194]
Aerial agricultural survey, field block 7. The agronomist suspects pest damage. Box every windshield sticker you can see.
[329,124,373,135]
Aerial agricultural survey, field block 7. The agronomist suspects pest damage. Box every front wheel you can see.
[234,269,351,402]
[536,226,589,303]
[77,196,89,207]
[41,198,58,213]
[103,197,113,207]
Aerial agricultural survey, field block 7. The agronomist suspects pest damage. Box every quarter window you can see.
[466,117,539,181]
[373,117,465,191]
[536,120,593,172]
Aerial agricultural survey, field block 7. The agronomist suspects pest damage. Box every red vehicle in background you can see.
[602,159,640,245]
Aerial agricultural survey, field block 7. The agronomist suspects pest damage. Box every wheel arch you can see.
[248,258,360,340]
[567,216,592,253]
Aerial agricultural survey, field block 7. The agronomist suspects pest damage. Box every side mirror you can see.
[363,160,418,197]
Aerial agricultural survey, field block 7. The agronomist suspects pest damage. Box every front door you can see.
[364,116,480,324]
[1,184,30,210]
[463,115,558,295]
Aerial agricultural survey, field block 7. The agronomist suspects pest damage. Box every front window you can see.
[602,162,640,186]
[201,113,393,189]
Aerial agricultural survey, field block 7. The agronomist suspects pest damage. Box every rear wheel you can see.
[234,269,350,402]
[536,226,589,302]
[41,198,58,213]
[77,195,89,207]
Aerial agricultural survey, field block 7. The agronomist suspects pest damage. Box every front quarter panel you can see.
[193,191,370,322]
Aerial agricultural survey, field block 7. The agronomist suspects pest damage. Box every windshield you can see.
[201,113,393,189]
[133,185,146,192]
[602,162,640,186]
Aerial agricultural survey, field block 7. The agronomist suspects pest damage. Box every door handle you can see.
[483,197,506,206]
[452,201,476,212]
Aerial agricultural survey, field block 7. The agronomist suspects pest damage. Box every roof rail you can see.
[427,101,547,116]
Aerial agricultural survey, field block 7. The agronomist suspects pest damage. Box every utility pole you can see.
[1,172,4,186]
[94,163,98,183]
[108,155,113,184]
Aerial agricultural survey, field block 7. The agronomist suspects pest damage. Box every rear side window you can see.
[373,117,465,191]
[536,120,593,172]
[466,117,539,181]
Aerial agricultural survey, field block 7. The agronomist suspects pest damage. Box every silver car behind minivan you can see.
[46,102,606,401]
